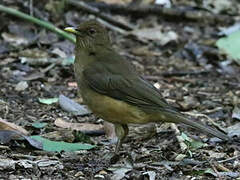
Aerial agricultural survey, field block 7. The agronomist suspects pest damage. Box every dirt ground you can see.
[0,0,240,179]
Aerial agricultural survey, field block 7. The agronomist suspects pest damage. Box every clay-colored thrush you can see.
[64,20,229,153]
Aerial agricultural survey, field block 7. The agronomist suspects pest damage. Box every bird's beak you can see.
[64,27,78,34]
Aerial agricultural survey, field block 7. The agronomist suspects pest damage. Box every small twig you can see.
[96,18,127,35]
[182,111,227,134]
[41,63,56,74]
[149,155,240,175]
[143,75,163,81]
[0,5,75,43]
[67,0,134,31]
[218,155,240,164]
[167,77,197,84]
[145,165,164,171]
[170,123,188,151]
[181,158,205,166]
[223,81,240,88]
[144,75,197,84]
[150,156,240,169]
[204,107,223,114]
[209,161,222,180]
[144,71,209,82]
[29,0,33,16]
[215,163,231,172]
[151,159,205,167]
[0,145,10,150]
[98,18,148,45]
[159,70,209,77]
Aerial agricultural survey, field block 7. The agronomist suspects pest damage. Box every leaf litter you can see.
[0,0,240,179]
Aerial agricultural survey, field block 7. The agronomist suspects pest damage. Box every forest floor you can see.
[0,0,240,179]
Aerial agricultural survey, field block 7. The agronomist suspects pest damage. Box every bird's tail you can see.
[167,112,230,141]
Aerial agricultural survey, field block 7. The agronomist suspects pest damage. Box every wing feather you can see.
[83,61,176,113]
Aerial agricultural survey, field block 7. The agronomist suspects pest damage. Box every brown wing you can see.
[83,60,177,114]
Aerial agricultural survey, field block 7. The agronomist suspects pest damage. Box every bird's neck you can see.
[75,45,112,68]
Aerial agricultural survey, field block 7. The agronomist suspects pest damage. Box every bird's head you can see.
[64,20,111,51]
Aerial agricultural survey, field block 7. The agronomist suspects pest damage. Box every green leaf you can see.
[30,136,95,152]
[181,132,206,150]
[61,56,75,66]
[204,168,216,177]
[180,132,191,142]
[189,140,206,150]
[31,122,48,129]
[39,98,58,105]
[216,30,240,64]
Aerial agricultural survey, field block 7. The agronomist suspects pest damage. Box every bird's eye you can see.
[88,28,96,35]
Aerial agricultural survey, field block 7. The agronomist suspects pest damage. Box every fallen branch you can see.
[87,2,233,24]
[0,5,75,43]
[160,70,209,77]
[182,111,228,134]
[67,0,134,31]
[96,18,127,35]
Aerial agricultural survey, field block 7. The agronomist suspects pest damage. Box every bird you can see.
[64,20,230,153]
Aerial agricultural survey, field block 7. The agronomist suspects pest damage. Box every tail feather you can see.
[171,113,230,141]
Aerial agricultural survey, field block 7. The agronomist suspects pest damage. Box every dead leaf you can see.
[0,130,43,150]
[0,158,62,170]
[41,129,75,142]
[39,31,58,45]
[51,48,67,58]
[232,106,240,120]
[0,158,15,170]
[68,82,78,88]
[0,130,21,143]
[0,41,13,54]
[143,171,156,180]
[155,0,171,7]
[2,32,29,46]
[54,118,104,135]
[15,81,28,91]
[111,167,132,180]
[129,123,157,141]
[0,118,29,135]
[203,0,234,14]
[227,122,240,138]
[218,23,240,36]
[19,48,48,58]
[96,0,131,5]
[202,150,226,159]
[130,27,178,45]
[20,71,45,81]
[131,46,162,57]
[59,94,91,116]
[103,121,117,143]
[179,96,200,110]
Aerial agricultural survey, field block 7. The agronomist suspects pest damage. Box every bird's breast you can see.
[80,86,151,124]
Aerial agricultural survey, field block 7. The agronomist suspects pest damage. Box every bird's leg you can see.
[101,124,128,164]
[114,124,129,154]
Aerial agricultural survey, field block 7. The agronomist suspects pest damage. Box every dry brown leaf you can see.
[131,46,162,57]
[96,0,131,5]
[54,118,103,132]
[67,82,78,88]
[130,27,178,45]
[103,121,117,141]
[0,118,29,135]
[41,129,75,142]
[129,123,157,141]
